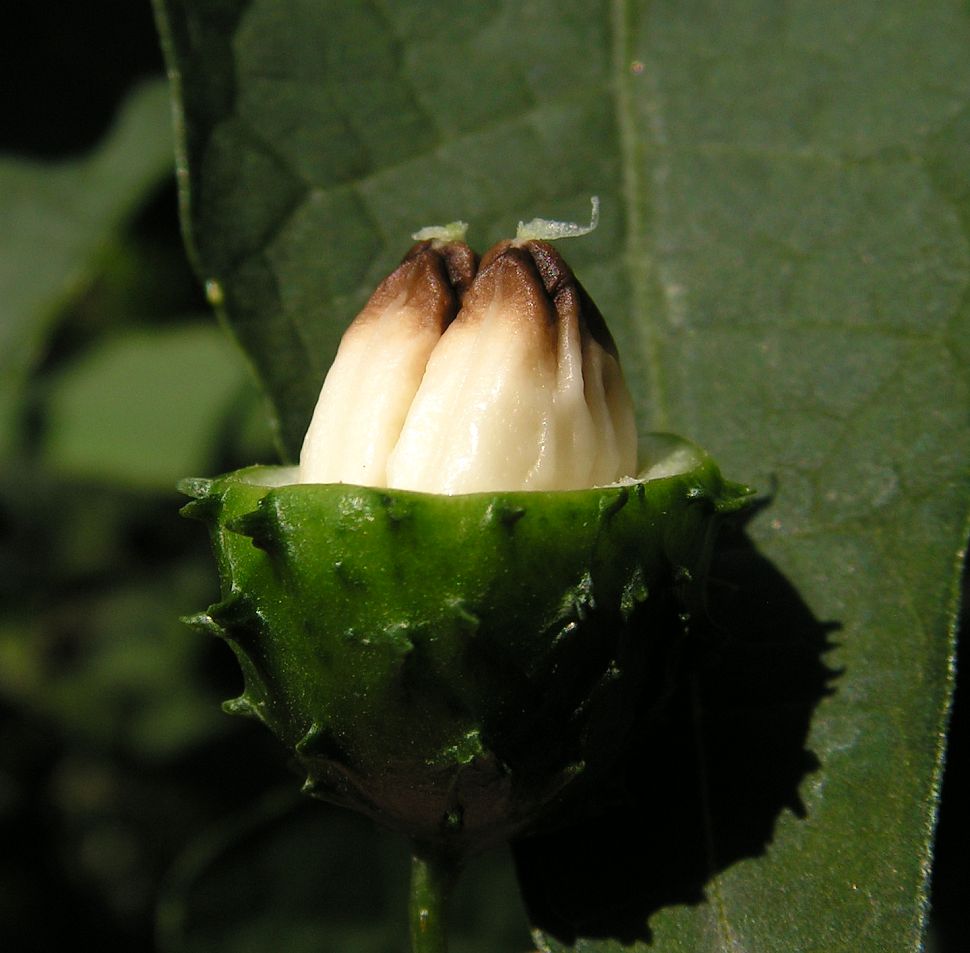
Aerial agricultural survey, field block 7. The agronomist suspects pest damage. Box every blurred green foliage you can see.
[0,70,278,949]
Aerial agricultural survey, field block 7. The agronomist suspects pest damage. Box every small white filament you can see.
[411,221,469,243]
[516,196,600,242]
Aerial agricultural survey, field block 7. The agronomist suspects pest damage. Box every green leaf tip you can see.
[516,196,600,242]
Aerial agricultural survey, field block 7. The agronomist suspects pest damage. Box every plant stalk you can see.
[409,847,458,953]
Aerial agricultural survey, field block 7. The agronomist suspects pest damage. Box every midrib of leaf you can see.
[611,0,669,431]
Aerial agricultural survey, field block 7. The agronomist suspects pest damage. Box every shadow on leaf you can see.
[513,516,839,945]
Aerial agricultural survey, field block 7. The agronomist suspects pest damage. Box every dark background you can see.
[0,2,965,950]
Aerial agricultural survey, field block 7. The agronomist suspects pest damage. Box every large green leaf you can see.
[154,1,969,951]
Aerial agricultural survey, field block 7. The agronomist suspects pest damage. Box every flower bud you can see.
[299,234,637,494]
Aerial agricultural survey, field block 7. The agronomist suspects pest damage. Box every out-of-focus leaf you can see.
[154,1,970,951]
[0,79,174,454]
[157,794,530,953]
[0,561,226,760]
[42,324,258,491]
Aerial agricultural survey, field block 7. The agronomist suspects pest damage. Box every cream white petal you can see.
[299,244,471,486]
[299,301,444,486]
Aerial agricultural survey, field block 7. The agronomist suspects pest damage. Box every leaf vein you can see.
[612,0,670,430]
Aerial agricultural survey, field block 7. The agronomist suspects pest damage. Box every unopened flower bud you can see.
[300,229,637,494]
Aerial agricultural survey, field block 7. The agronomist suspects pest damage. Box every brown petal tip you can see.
[460,242,557,339]
[359,241,478,334]
[475,239,619,358]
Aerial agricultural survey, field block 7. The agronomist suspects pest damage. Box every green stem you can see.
[409,847,458,953]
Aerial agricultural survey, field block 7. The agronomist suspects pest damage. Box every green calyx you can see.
[180,434,751,852]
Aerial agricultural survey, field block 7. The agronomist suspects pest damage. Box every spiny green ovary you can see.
[180,446,749,847]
